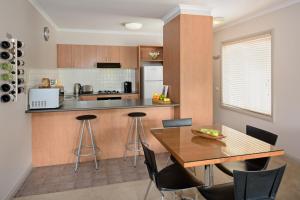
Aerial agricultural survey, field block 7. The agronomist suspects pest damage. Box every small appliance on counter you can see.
[74,83,81,96]
[81,85,93,94]
[28,88,63,109]
[40,78,51,88]
[124,81,132,93]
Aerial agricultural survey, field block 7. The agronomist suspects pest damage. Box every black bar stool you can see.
[123,112,148,167]
[74,114,100,172]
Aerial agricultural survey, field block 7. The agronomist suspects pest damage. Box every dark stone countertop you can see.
[26,99,179,113]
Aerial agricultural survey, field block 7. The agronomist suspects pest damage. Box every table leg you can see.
[204,164,214,187]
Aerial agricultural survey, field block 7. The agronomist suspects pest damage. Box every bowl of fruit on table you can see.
[191,128,225,140]
[152,93,171,104]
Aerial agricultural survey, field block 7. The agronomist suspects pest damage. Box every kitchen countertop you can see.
[26,99,179,113]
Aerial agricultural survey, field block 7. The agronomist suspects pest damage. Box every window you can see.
[221,33,272,116]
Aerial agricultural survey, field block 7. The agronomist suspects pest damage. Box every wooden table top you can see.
[151,125,284,168]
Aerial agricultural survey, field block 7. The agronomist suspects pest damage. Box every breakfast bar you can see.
[26,99,179,167]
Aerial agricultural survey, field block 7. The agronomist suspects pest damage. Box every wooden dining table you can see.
[151,125,285,187]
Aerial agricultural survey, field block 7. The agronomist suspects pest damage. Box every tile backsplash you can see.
[28,68,136,93]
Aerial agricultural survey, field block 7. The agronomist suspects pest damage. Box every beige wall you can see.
[0,0,57,199]
[213,3,300,160]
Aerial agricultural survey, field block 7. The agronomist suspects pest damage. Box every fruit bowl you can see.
[191,128,225,140]
[149,51,160,60]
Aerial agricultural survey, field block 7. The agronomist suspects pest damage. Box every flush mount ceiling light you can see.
[124,22,143,30]
[213,17,225,25]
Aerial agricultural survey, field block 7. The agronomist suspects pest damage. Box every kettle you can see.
[74,83,81,96]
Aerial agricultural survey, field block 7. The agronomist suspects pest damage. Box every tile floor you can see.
[15,153,300,199]
[14,155,300,200]
[15,154,169,197]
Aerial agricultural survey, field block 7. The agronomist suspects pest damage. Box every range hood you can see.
[97,63,121,68]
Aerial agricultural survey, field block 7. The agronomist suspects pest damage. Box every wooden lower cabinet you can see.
[31,107,174,167]
[79,95,99,101]
[122,94,139,100]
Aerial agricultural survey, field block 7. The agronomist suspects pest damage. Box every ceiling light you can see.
[213,17,225,25]
[124,22,143,30]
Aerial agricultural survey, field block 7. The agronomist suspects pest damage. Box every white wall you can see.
[57,31,163,46]
[0,0,57,199]
[213,3,300,160]
[28,68,136,93]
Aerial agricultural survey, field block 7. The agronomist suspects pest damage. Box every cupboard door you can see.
[97,46,120,63]
[107,46,120,63]
[57,44,72,68]
[79,95,97,101]
[97,46,108,62]
[120,46,137,68]
[122,94,139,100]
[71,45,97,68]
[71,45,83,68]
[82,45,97,68]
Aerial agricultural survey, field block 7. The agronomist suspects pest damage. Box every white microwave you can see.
[28,88,63,109]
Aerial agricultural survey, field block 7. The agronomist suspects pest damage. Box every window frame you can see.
[220,30,274,121]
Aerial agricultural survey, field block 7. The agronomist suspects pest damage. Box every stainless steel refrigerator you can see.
[141,65,163,99]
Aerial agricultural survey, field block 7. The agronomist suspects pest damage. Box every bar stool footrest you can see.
[74,146,100,157]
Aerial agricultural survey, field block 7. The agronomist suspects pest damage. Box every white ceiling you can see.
[31,0,297,34]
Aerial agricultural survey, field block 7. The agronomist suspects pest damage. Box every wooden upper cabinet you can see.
[57,44,72,68]
[81,45,97,68]
[57,44,138,68]
[72,45,97,68]
[120,46,137,68]
[58,44,97,68]
[97,46,120,63]
[71,45,83,68]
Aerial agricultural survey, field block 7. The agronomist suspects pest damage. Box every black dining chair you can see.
[141,142,202,200]
[162,118,192,128]
[162,118,192,165]
[216,125,278,176]
[198,164,286,200]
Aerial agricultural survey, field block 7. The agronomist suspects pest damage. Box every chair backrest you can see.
[246,125,279,169]
[141,142,158,181]
[233,165,286,200]
[246,125,278,145]
[162,118,192,128]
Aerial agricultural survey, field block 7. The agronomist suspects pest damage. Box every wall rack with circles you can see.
[0,37,25,103]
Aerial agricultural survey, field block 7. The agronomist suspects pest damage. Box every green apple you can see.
[210,131,219,137]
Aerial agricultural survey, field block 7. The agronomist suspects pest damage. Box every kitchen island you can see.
[27,99,179,167]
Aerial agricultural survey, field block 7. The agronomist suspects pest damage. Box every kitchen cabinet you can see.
[122,94,139,100]
[79,95,98,101]
[97,46,120,63]
[81,45,97,67]
[57,44,97,68]
[139,46,163,62]
[72,45,97,68]
[57,44,72,68]
[71,45,83,68]
[120,46,138,68]
[57,44,139,68]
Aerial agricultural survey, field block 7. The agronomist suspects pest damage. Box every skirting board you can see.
[4,164,32,200]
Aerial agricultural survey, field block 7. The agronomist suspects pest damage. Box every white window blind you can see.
[221,33,272,116]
